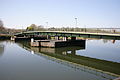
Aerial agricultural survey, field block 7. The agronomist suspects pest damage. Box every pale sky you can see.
[0,0,120,29]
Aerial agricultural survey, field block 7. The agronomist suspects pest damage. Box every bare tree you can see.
[0,20,3,27]
[0,20,5,33]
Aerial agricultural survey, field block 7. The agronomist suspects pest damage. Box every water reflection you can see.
[102,39,116,44]
[0,39,119,80]
[77,36,117,44]
[30,50,117,80]
[0,43,4,57]
[17,41,120,78]
[38,46,85,55]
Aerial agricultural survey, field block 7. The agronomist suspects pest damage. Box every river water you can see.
[0,39,120,80]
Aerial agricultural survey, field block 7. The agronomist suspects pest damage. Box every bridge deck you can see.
[20,31,120,36]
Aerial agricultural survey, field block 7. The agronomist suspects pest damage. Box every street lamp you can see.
[75,18,77,28]
[74,18,77,31]
[46,22,48,30]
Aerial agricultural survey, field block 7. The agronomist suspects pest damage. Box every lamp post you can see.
[21,26,23,33]
[75,18,77,28]
[75,18,77,31]
[46,22,48,30]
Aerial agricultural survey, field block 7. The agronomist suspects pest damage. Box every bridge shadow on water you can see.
[16,41,120,80]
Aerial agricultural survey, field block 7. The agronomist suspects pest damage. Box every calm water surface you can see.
[77,39,120,63]
[0,39,120,80]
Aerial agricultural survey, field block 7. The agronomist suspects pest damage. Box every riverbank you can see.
[0,34,11,40]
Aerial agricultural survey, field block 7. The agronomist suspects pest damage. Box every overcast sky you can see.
[0,0,120,29]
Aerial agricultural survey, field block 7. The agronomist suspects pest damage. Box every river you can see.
[0,39,120,80]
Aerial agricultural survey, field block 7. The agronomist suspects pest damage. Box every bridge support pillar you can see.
[55,36,59,40]
[31,38,34,42]
[71,50,76,55]
[63,37,68,41]
[46,35,50,40]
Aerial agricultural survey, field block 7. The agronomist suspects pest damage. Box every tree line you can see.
[0,20,22,35]
[26,24,118,33]
[0,19,119,35]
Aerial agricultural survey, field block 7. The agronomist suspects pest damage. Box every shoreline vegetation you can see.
[0,34,11,40]
[0,19,120,36]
